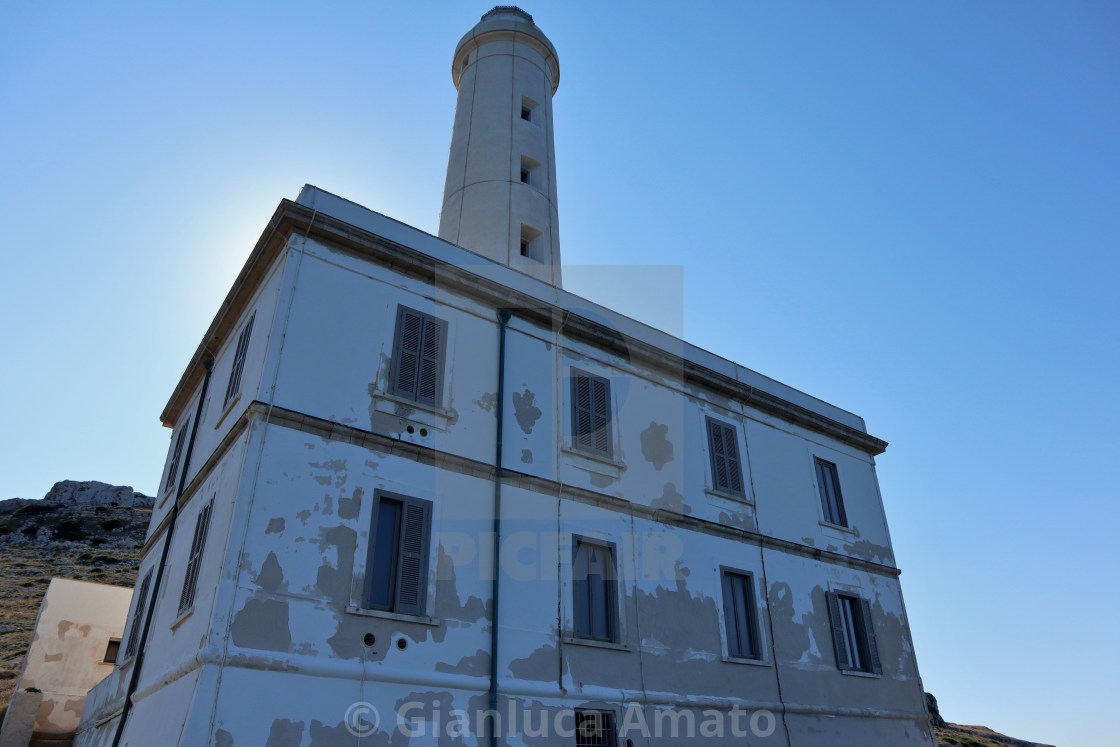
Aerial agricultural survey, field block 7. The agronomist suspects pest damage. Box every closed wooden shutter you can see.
[393,497,432,616]
[164,420,190,492]
[224,311,256,406]
[124,570,153,659]
[826,591,851,670]
[571,371,612,457]
[391,306,447,406]
[178,501,214,613]
[860,598,882,674]
[707,418,744,495]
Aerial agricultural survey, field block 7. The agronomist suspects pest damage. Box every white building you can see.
[76,7,933,746]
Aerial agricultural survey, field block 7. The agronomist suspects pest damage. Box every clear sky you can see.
[2,2,1117,744]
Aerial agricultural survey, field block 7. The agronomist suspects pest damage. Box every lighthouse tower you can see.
[438,6,562,286]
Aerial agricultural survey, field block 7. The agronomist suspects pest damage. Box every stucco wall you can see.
[1,579,131,741]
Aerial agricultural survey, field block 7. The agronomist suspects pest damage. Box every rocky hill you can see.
[0,481,152,717]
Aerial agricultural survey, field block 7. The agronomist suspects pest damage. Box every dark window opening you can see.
[364,491,432,617]
[721,569,760,659]
[103,639,121,664]
[521,106,532,121]
[826,591,881,674]
[573,537,618,642]
[815,457,847,526]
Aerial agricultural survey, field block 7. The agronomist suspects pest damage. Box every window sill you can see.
[839,669,881,679]
[721,655,770,668]
[344,605,440,627]
[213,392,241,430]
[170,607,194,631]
[371,391,454,432]
[562,636,631,652]
[561,446,625,473]
[819,520,857,536]
[705,487,752,505]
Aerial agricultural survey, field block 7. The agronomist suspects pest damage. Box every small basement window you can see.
[520,224,543,261]
[103,638,121,664]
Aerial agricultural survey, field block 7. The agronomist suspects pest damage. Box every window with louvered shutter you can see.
[364,491,432,616]
[572,537,618,642]
[706,417,744,496]
[826,590,881,674]
[164,419,190,493]
[815,458,848,526]
[224,311,255,406]
[570,370,612,458]
[178,500,214,614]
[123,569,153,660]
[720,569,760,659]
[390,306,448,407]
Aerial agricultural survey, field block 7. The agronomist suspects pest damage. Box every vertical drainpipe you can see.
[111,358,214,747]
[489,309,511,747]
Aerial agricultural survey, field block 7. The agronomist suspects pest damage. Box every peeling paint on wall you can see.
[512,389,542,434]
[266,517,285,534]
[339,487,363,520]
[520,449,533,464]
[434,648,490,677]
[651,483,690,514]
[265,718,305,747]
[230,599,291,652]
[640,421,674,470]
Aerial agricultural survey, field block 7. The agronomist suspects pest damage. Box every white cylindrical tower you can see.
[438,6,561,286]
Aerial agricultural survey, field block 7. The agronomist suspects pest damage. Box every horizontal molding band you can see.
[259,402,900,579]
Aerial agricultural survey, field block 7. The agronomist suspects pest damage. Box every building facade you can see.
[75,8,933,747]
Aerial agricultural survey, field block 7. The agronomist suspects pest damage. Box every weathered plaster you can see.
[639,421,674,470]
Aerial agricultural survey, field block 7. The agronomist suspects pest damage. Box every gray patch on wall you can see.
[843,539,893,565]
[435,648,491,676]
[339,487,363,520]
[255,552,285,593]
[475,392,498,413]
[214,729,234,747]
[231,599,291,652]
[265,517,285,534]
[316,525,358,606]
[640,421,674,470]
[589,472,616,488]
[521,449,533,464]
[512,389,543,434]
[309,719,360,746]
[265,719,305,747]
[508,643,566,682]
[651,483,690,514]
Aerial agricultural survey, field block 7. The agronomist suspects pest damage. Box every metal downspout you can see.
[111,358,214,747]
[489,309,511,747]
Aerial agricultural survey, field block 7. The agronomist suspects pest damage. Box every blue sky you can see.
[2,2,1117,744]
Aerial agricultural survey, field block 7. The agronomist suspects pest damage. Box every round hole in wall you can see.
[406,425,415,434]
[396,638,408,651]
[419,428,428,437]
[363,633,376,648]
